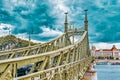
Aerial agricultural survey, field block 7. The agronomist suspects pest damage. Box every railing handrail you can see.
[0,31,87,64]
[14,57,90,80]
[0,33,66,55]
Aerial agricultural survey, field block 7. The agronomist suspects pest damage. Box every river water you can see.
[95,65,120,80]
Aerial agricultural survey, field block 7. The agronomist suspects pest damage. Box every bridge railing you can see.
[15,57,92,80]
[0,31,91,80]
[0,32,77,60]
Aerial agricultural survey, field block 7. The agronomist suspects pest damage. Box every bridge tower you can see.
[64,12,72,45]
[84,9,88,31]
[0,10,93,80]
[84,9,90,56]
[64,12,68,33]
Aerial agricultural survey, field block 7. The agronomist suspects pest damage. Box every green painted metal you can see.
[0,10,92,80]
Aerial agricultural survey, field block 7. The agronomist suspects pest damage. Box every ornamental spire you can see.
[84,9,88,31]
[64,12,68,33]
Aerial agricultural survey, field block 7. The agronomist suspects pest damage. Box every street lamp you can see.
[8,27,11,35]
[29,32,31,46]
[28,27,34,46]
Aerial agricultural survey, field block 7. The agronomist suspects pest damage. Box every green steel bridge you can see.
[0,10,92,80]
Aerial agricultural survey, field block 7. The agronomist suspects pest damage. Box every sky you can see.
[0,0,120,49]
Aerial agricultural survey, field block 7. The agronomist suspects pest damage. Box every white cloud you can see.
[95,0,109,8]
[0,23,14,37]
[95,0,120,8]
[70,36,79,43]
[0,23,31,42]
[39,27,63,37]
[118,0,120,3]
[49,0,69,13]
[91,42,120,50]
[0,23,13,29]
[0,24,63,43]
[16,33,42,43]
[20,27,63,43]
[16,33,27,39]
[3,0,36,15]
[49,0,72,29]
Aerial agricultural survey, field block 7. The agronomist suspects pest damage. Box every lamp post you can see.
[8,27,11,35]
[28,27,34,46]
[29,32,31,46]
[8,27,12,50]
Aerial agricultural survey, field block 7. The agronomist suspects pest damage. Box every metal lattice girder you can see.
[14,57,92,80]
[0,30,84,60]
[0,10,92,80]
[0,31,92,80]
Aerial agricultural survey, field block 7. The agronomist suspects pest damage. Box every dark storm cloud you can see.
[88,7,120,43]
[31,35,56,42]
[0,0,120,43]
[0,9,17,24]
[66,0,120,43]
[0,0,57,35]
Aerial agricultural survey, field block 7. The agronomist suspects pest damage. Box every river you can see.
[95,65,120,80]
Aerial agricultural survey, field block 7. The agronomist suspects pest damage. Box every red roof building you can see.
[91,45,120,59]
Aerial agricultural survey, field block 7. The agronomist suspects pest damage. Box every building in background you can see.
[91,45,120,59]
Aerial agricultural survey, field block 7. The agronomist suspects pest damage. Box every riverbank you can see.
[95,59,120,65]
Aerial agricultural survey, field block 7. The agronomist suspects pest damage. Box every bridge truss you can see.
[0,10,92,80]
